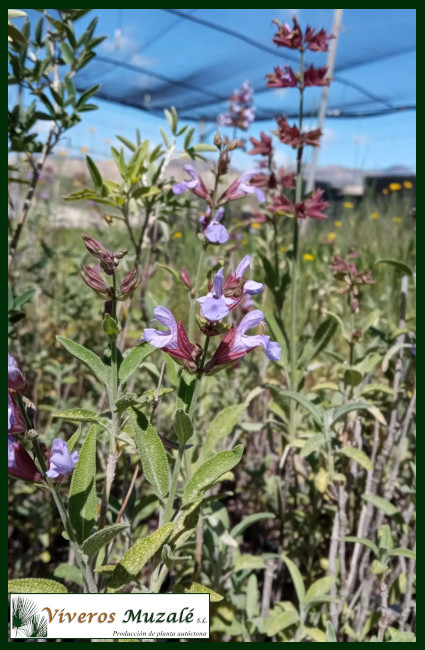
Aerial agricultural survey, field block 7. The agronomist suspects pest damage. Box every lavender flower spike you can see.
[143,307,179,349]
[233,310,281,361]
[46,439,79,480]
[200,208,229,244]
[221,170,265,204]
[196,268,236,322]
[172,164,208,199]
[235,254,264,295]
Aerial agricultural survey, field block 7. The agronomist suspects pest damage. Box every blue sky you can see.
[13,9,416,172]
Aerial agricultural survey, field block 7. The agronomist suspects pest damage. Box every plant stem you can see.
[189,246,206,341]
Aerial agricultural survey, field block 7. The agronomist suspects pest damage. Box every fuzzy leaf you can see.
[300,434,325,458]
[8,578,67,594]
[52,408,105,426]
[326,621,337,642]
[267,609,299,637]
[130,408,169,500]
[361,494,400,517]
[173,582,223,602]
[69,425,98,544]
[82,523,130,558]
[388,548,416,560]
[305,576,334,604]
[183,445,244,505]
[339,446,373,471]
[57,336,111,388]
[376,259,413,277]
[298,317,338,368]
[54,564,84,586]
[234,554,266,571]
[118,342,155,385]
[200,403,246,464]
[173,409,194,446]
[279,391,323,426]
[231,512,275,540]
[282,556,305,605]
[107,523,173,592]
[341,536,379,557]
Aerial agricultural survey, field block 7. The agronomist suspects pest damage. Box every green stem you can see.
[189,246,206,341]
[288,50,305,445]
[163,444,184,525]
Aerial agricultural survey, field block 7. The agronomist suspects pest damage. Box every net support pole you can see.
[301,9,344,232]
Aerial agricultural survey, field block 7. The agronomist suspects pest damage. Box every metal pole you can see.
[304,9,344,196]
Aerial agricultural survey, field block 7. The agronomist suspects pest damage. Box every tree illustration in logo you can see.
[12,597,48,638]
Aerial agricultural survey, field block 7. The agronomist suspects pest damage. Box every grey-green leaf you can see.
[130,408,169,500]
[69,425,98,544]
[56,336,111,388]
[107,523,173,593]
[305,576,334,604]
[341,536,379,557]
[183,445,244,505]
[326,621,337,642]
[339,446,373,471]
[361,494,400,517]
[267,609,299,637]
[52,408,105,426]
[119,343,155,386]
[82,523,130,557]
[231,512,276,540]
[8,578,67,594]
[282,556,305,605]
[199,403,246,464]
[173,409,194,446]
[279,391,323,426]
[54,563,84,587]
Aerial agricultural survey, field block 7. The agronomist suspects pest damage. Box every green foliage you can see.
[183,445,244,505]
[8,578,68,594]
[68,424,98,544]
[130,408,169,500]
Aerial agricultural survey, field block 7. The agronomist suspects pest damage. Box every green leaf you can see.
[387,548,416,560]
[103,314,120,341]
[326,621,337,642]
[376,259,413,277]
[82,523,130,558]
[130,408,169,500]
[54,563,84,587]
[76,84,101,110]
[176,371,196,412]
[331,402,371,426]
[173,409,194,446]
[246,574,259,618]
[60,41,74,65]
[200,403,246,464]
[267,609,299,637]
[361,494,400,517]
[69,425,98,544]
[183,445,244,505]
[119,342,155,386]
[57,336,111,388]
[52,408,105,426]
[8,578,67,594]
[67,425,82,453]
[279,391,323,426]
[378,524,393,551]
[339,446,373,471]
[107,523,174,593]
[298,317,338,368]
[86,155,102,190]
[192,143,217,152]
[116,135,136,151]
[13,289,35,310]
[234,554,266,572]
[300,434,325,458]
[388,628,416,642]
[282,556,305,605]
[305,576,334,604]
[341,536,379,557]
[132,186,161,199]
[173,582,223,602]
[230,512,276,540]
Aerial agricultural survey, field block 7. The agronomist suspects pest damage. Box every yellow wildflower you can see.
[104,138,110,144]
[393,217,402,224]
[343,201,354,209]
[403,181,413,189]
[172,232,182,239]
[382,188,389,195]
[241,239,248,245]
[279,245,287,253]
[389,182,402,191]
[251,222,261,229]
[303,253,315,262]
[326,232,337,241]
[80,146,88,153]
[333,220,342,227]
[371,212,379,219]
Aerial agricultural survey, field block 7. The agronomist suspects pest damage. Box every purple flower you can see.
[412,343,416,356]
[8,353,26,392]
[8,435,41,482]
[199,208,229,244]
[220,170,266,204]
[234,255,264,295]
[46,439,79,480]
[196,268,236,322]
[8,394,26,434]
[172,165,209,199]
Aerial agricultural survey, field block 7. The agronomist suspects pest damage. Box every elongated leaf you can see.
[107,523,173,592]
[118,342,155,385]
[305,576,334,604]
[56,336,111,388]
[279,391,323,426]
[298,317,338,368]
[8,578,67,594]
[173,409,194,446]
[176,371,196,412]
[183,445,244,505]
[54,564,84,586]
[339,446,373,471]
[86,155,102,190]
[267,609,299,637]
[234,554,266,571]
[52,408,104,426]
[76,84,101,110]
[300,434,325,458]
[192,143,217,152]
[388,548,416,560]
[200,403,246,464]
[82,523,129,557]
[282,556,305,605]
[326,621,337,642]
[69,425,98,544]
[116,135,136,151]
[173,582,223,602]
[361,494,400,516]
[130,408,169,500]
[67,425,82,453]
[341,536,379,557]
[376,259,413,276]
[231,512,275,540]
[331,402,370,426]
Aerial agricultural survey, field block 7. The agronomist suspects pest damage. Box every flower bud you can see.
[179,267,192,290]
[217,150,230,175]
[119,268,140,299]
[82,232,127,276]
[80,265,111,298]
[227,138,239,151]
[214,130,223,149]
[8,354,26,392]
